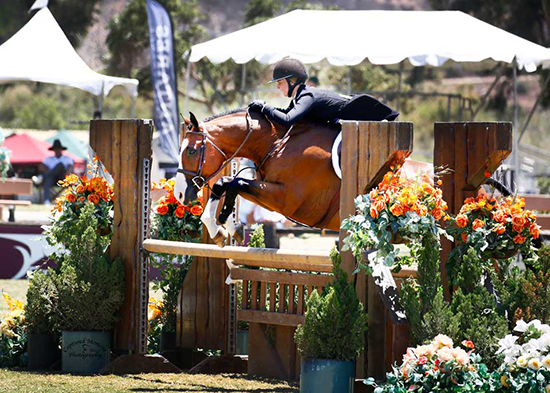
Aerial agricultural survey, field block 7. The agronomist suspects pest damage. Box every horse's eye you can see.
[187,148,196,156]
[187,123,193,130]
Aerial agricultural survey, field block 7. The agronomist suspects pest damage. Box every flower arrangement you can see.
[447,194,540,266]
[341,167,449,272]
[44,158,114,252]
[147,296,163,353]
[0,128,11,181]
[149,179,203,339]
[366,335,489,392]
[0,293,27,367]
[494,319,550,392]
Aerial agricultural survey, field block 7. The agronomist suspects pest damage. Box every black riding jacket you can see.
[261,84,399,127]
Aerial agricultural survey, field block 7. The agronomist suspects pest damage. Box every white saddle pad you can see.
[331,131,343,179]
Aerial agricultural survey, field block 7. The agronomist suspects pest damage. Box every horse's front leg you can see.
[201,177,233,248]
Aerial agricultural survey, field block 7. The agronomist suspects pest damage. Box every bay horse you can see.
[174,109,342,247]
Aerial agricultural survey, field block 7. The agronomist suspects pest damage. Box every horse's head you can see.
[174,112,227,205]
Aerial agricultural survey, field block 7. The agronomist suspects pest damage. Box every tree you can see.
[0,0,100,48]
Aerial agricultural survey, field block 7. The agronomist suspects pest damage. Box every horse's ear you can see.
[189,112,200,130]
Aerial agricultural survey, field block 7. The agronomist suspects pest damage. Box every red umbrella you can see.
[4,133,85,169]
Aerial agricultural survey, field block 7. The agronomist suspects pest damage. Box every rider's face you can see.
[276,79,289,97]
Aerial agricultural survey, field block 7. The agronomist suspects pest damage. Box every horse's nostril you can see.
[178,192,183,200]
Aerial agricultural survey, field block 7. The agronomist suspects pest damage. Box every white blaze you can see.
[174,139,189,204]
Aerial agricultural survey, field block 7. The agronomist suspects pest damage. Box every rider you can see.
[248,57,399,127]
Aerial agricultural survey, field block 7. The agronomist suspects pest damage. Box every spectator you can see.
[32,139,74,204]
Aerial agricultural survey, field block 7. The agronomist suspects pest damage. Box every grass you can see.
[0,370,298,392]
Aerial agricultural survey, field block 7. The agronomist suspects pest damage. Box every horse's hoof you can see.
[232,223,245,244]
[213,227,228,248]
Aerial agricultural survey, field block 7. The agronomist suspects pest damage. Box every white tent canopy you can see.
[189,10,550,72]
[0,8,138,97]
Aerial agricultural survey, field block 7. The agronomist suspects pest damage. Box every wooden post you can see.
[339,121,413,380]
[90,119,153,354]
[434,122,512,299]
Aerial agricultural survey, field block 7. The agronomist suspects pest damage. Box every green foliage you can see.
[0,0,100,48]
[0,324,27,368]
[538,177,550,195]
[244,0,281,27]
[49,204,125,331]
[294,248,367,361]
[505,245,550,324]
[25,270,56,334]
[247,224,265,248]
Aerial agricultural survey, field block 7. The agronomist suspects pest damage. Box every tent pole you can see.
[130,96,136,118]
[240,63,247,106]
[184,58,191,116]
[347,67,352,95]
[396,61,403,112]
[512,58,520,190]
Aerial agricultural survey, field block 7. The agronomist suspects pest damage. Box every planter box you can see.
[28,332,60,370]
[62,331,110,374]
[236,330,249,355]
[300,358,355,393]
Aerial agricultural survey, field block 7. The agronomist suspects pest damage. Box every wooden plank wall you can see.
[434,122,512,299]
[177,175,231,353]
[90,119,153,354]
[338,121,413,379]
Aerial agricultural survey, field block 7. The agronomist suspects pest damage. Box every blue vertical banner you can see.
[146,0,179,163]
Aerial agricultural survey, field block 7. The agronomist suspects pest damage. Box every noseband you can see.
[177,111,254,191]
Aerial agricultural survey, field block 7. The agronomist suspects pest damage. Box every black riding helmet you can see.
[268,58,308,97]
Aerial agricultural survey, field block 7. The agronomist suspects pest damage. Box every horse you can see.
[174,109,342,247]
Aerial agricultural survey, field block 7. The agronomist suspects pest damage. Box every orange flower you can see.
[417,205,428,217]
[511,215,526,228]
[76,185,86,194]
[190,205,203,216]
[390,204,404,217]
[493,210,507,223]
[437,179,443,186]
[456,214,469,228]
[494,225,506,235]
[66,193,76,203]
[461,233,468,243]
[462,340,475,349]
[512,224,523,233]
[373,199,386,213]
[175,205,186,218]
[472,219,485,231]
[432,208,443,220]
[529,223,541,239]
[513,234,526,244]
[78,196,85,203]
[484,171,491,178]
[157,205,169,215]
[370,206,379,219]
[87,194,100,204]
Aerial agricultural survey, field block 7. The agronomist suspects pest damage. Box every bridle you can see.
[177,111,255,191]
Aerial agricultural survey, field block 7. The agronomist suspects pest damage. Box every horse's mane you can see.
[203,107,246,122]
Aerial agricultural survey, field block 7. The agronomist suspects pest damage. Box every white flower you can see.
[528,358,542,370]
[542,355,550,369]
[514,320,529,333]
[517,356,529,368]
[433,334,453,349]
[497,335,519,354]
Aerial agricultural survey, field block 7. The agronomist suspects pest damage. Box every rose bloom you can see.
[390,203,404,217]
[461,233,468,243]
[493,210,507,223]
[190,205,203,216]
[433,334,453,349]
[530,223,541,239]
[472,219,485,230]
[87,194,100,204]
[432,208,443,220]
[462,340,475,349]
[370,206,379,219]
[528,358,542,370]
[66,193,76,203]
[76,185,86,194]
[417,356,428,365]
[373,199,386,212]
[157,205,169,215]
[456,214,469,228]
[512,223,524,233]
[514,234,526,244]
[416,205,428,217]
[511,214,526,228]
[451,348,470,366]
[494,225,506,235]
[414,344,436,358]
[175,205,186,218]
[436,346,454,362]
[546,385,550,393]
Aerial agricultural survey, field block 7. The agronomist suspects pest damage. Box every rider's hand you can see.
[248,100,265,112]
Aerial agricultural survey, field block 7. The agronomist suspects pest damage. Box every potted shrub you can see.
[43,167,125,374]
[341,167,449,273]
[149,179,202,352]
[294,248,368,393]
[25,270,59,370]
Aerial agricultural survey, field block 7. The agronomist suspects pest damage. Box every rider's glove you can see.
[248,100,266,112]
